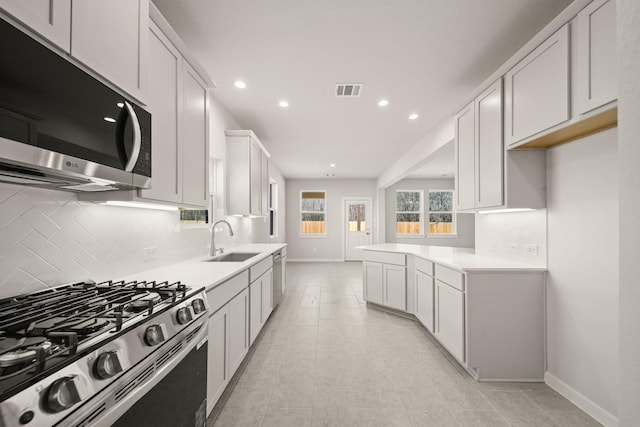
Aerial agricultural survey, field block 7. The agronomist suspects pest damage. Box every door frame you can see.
[342,197,374,261]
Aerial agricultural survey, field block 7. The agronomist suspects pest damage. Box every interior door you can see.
[345,199,372,261]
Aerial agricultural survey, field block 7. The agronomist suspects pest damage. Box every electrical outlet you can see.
[524,244,538,256]
[143,247,158,261]
[507,242,520,254]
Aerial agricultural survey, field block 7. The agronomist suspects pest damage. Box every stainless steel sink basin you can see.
[202,252,260,263]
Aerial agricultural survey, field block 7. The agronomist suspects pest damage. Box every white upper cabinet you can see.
[181,61,208,207]
[141,22,181,204]
[0,0,148,102]
[139,21,209,208]
[0,0,71,51]
[226,130,270,217]
[71,0,148,102]
[455,79,512,212]
[505,24,570,147]
[575,0,617,115]
[454,102,475,211]
[475,80,503,209]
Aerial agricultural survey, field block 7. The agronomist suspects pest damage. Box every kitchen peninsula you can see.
[361,243,546,381]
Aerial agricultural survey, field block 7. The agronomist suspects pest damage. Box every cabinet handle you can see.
[116,101,142,172]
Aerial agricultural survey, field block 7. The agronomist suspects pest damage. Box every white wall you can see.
[617,0,640,423]
[545,129,619,424]
[384,178,475,248]
[285,179,377,261]
[475,209,547,267]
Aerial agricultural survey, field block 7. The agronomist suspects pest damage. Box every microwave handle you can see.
[116,101,142,172]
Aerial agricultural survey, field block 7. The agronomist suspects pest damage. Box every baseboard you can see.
[287,258,345,262]
[545,371,618,427]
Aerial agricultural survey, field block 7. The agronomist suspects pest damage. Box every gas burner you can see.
[62,318,112,337]
[127,292,162,313]
[0,339,60,376]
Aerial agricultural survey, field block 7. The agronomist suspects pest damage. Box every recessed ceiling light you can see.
[279,100,289,107]
[408,113,419,120]
[103,117,116,123]
[234,80,247,89]
[116,102,125,108]
[329,163,336,168]
[377,99,389,107]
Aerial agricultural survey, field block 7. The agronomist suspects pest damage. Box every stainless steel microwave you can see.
[0,16,151,192]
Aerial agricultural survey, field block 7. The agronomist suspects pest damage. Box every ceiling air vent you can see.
[335,83,363,97]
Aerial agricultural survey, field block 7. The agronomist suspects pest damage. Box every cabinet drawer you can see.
[434,264,465,291]
[207,270,249,314]
[250,257,273,282]
[415,257,434,276]
[363,251,406,266]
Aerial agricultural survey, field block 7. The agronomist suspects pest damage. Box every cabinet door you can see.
[505,24,569,146]
[71,0,148,101]
[207,308,228,411]
[0,0,70,51]
[141,22,181,203]
[181,61,208,207]
[363,261,383,305]
[250,141,262,216]
[455,102,475,210]
[576,0,616,114]
[475,79,503,208]
[261,270,273,323]
[383,264,406,311]
[261,152,269,216]
[415,270,434,332]
[228,289,249,378]
[435,280,465,362]
[249,280,262,346]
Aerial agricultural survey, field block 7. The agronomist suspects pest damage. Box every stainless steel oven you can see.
[0,280,208,427]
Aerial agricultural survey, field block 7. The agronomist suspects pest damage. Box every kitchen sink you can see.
[202,252,260,262]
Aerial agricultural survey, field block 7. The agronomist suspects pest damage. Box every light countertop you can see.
[120,243,287,292]
[359,243,546,272]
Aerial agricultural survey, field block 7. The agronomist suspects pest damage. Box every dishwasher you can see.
[273,250,283,307]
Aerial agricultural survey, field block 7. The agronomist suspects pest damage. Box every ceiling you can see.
[152,0,573,180]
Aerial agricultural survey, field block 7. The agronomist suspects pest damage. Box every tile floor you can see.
[208,262,601,427]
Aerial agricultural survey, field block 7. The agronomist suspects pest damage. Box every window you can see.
[179,208,208,224]
[269,182,278,238]
[396,190,423,235]
[429,190,455,235]
[300,190,326,235]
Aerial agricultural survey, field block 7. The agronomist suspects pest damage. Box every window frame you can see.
[395,189,425,237]
[269,182,278,239]
[299,189,327,238]
[427,189,457,237]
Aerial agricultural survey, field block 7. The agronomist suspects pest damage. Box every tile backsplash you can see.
[0,183,211,299]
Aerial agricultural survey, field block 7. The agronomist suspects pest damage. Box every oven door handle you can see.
[115,101,142,172]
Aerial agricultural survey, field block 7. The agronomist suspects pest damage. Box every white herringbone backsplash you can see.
[0,183,210,299]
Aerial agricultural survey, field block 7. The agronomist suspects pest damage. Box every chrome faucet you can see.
[210,220,234,256]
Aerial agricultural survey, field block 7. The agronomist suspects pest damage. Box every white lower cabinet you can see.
[249,257,274,346]
[207,306,228,413]
[434,279,465,362]
[415,268,434,333]
[363,252,407,311]
[206,287,250,414]
[228,288,249,379]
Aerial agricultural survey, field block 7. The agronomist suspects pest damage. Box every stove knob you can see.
[95,351,123,379]
[46,376,83,412]
[176,306,194,324]
[144,324,167,346]
[191,298,206,314]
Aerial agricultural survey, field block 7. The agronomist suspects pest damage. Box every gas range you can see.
[0,279,208,427]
